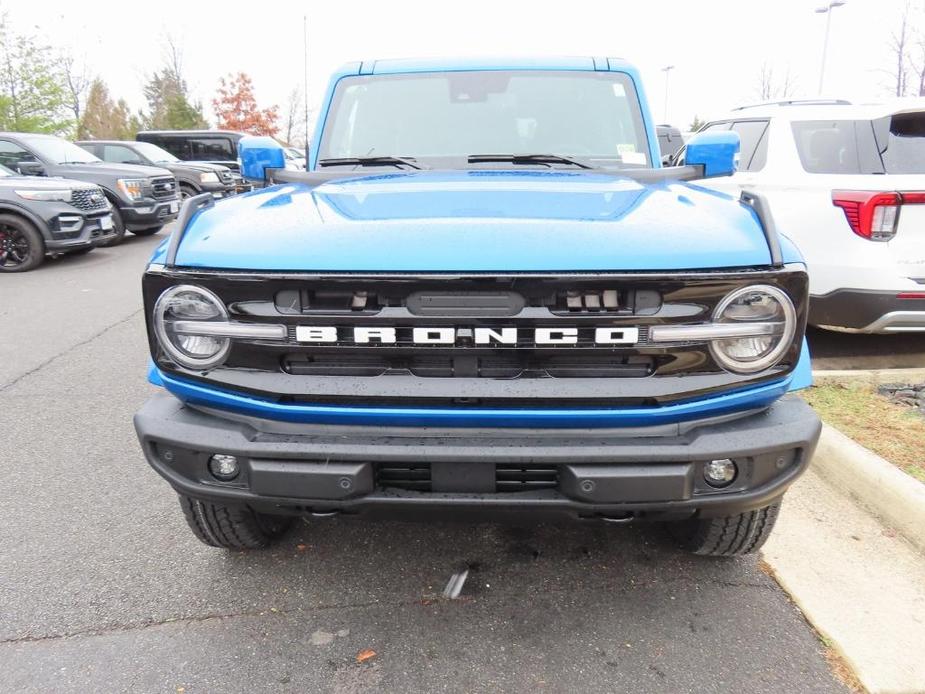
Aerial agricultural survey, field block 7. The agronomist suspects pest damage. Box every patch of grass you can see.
[803,381,925,484]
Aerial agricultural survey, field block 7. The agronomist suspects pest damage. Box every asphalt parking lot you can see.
[0,231,865,693]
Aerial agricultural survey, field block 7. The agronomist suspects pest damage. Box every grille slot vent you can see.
[495,464,559,492]
[375,463,431,491]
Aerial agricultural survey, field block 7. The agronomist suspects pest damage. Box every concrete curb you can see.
[812,367,925,383]
[811,423,925,554]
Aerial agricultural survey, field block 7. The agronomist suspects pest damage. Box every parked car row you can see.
[0,129,268,272]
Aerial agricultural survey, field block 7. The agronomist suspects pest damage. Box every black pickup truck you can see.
[0,133,180,245]
[77,140,238,201]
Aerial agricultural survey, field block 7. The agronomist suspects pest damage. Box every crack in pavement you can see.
[0,598,403,646]
[0,576,775,647]
[0,309,143,393]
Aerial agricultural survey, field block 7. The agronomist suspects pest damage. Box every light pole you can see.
[816,1,846,95]
[661,65,675,123]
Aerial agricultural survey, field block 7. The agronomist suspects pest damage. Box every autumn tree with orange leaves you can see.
[212,72,279,135]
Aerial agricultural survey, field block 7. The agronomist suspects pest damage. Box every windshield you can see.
[24,137,99,165]
[318,70,651,167]
[132,141,178,163]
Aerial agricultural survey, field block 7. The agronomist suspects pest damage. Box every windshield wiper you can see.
[318,156,426,170]
[467,153,593,169]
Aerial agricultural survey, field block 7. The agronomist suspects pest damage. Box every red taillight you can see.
[897,292,925,299]
[832,191,901,241]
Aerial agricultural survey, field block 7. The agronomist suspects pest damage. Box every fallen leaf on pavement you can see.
[356,649,377,663]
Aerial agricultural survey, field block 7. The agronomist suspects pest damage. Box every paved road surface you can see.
[0,236,847,693]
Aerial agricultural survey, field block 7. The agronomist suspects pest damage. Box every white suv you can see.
[693,100,925,333]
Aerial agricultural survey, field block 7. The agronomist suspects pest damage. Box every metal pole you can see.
[303,15,309,164]
[662,66,674,123]
[818,8,832,94]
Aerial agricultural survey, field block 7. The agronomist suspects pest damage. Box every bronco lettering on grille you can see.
[294,326,640,346]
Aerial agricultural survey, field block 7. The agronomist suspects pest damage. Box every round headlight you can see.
[710,285,796,374]
[153,285,230,370]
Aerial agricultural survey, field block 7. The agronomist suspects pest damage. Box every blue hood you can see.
[160,170,780,272]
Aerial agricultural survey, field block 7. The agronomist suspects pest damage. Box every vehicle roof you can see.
[709,98,925,123]
[0,131,60,139]
[75,140,139,145]
[137,130,246,137]
[343,56,637,75]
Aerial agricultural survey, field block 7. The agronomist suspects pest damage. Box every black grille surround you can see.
[150,176,178,200]
[143,266,809,408]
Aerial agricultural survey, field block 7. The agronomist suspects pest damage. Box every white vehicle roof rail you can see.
[731,99,852,111]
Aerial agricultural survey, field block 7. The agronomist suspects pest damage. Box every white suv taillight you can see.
[832,191,900,241]
[832,190,925,242]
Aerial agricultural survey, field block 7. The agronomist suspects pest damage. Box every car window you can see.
[877,112,925,174]
[189,138,236,160]
[791,121,863,174]
[102,144,142,164]
[730,120,769,172]
[145,137,189,160]
[0,139,37,168]
[697,122,731,134]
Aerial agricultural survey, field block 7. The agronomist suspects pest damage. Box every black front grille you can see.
[373,462,559,493]
[282,353,655,379]
[150,177,177,199]
[70,187,108,212]
[143,268,809,407]
[218,170,234,184]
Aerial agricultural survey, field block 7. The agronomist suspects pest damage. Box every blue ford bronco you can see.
[134,58,821,556]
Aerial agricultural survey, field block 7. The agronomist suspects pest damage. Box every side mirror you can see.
[16,161,45,176]
[238,136,286,182]
[684,131,740,178]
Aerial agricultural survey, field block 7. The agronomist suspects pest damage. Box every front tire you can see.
[668,502,781,557]
[0,213,45,272]
[179,495,293,550]
[98,205,126,247]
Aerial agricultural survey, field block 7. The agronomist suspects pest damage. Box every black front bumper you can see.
[135,393,820,520]
[810,289,925,332]
[121,199,180,230]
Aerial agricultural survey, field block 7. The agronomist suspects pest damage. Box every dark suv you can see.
[0,133,180,245]
[77,140,237,201]
[0,163,115,271]
[136,129,244,170]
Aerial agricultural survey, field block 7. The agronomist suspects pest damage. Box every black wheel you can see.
[130,226,163,237]
[179,184,198,201]
[179,495,293,550]
[98,205,126,247]
[668,502,781,557]
[0,213,44,272]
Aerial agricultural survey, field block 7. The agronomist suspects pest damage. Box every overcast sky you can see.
[2,0,917,135]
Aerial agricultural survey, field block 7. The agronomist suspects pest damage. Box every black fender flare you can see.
[0,201,48,235]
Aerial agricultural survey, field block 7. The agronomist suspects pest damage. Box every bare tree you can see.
[60,52,90,122]
[889,1,912,96]
[756,62,795,101]
[280,87,307,145]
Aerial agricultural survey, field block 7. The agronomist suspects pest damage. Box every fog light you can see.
[704,459,737,488]
[209,454,240,481]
